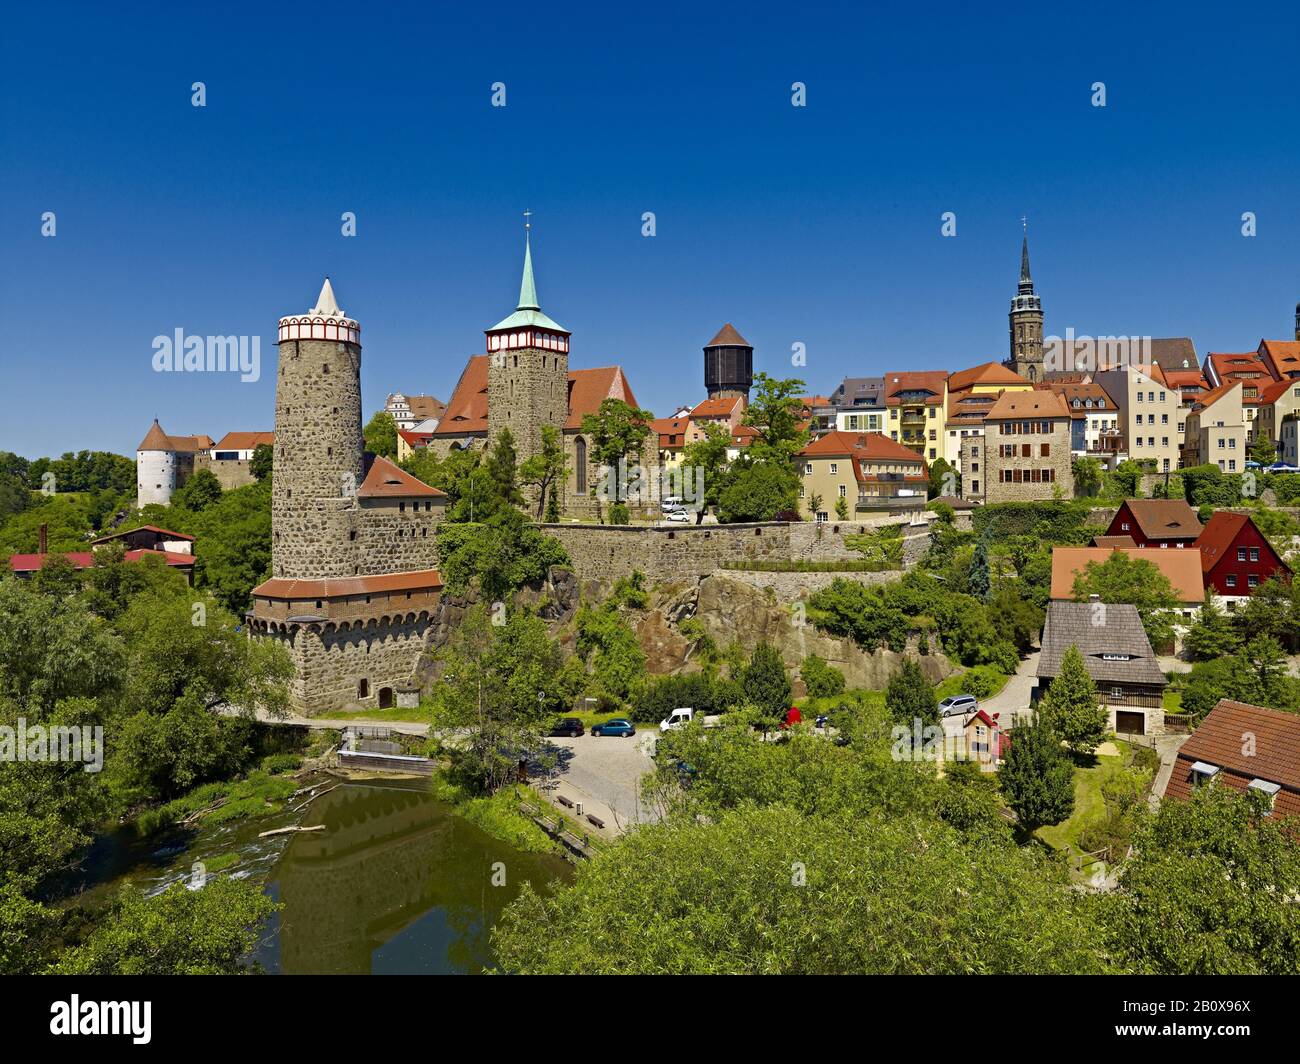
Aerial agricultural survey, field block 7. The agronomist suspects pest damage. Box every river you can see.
[59,777,573,974]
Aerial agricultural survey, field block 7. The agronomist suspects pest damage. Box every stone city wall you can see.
[264,616,432,714]
[541,521,791,584]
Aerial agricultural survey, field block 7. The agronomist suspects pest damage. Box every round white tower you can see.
[136,419,178,507]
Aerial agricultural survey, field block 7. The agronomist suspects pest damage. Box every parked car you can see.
[660,707,695,732]
[591,718,636,737]
[548,717,584,738]
[938,694,978,718]
[663,508,691,523]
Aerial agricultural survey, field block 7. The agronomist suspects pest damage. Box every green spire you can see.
[517,230,539,311]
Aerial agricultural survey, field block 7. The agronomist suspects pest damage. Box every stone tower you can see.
[485,222,571,466]
[1008,229,1044,382]
[703,323,753,401]
[271,278,365,579]
[1294,300,1299,341]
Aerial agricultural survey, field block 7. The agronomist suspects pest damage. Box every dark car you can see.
[591,718,636,738]
[548,717,584,738]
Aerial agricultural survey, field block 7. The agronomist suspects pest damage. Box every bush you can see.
[800,655,846,698]
[261,753,303,775]
[608,502,630,525]
[630,672,741,723]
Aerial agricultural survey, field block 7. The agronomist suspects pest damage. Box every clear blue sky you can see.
[2,0,1298,458]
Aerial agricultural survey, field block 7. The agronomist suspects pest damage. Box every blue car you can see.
[591,718,636,737]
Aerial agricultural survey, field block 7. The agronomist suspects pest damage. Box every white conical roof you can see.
[311,277,343,317]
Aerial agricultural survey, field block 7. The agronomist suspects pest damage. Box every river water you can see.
[61,777,572,974]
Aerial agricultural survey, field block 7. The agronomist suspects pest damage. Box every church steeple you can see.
[1008,221,1045,382]
[517,217,540,311]
[1019,231,1035,295]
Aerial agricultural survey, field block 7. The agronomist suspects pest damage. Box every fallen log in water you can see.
[258,824,326,838]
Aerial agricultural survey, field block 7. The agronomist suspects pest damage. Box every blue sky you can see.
[2,0,1298,458]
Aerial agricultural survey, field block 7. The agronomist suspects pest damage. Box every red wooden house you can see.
[1104,499,1202,549]
[1196,511,1291,600]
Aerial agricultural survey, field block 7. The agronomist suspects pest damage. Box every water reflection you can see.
[256,780,570,974]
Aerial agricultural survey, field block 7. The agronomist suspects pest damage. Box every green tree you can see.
[1248,432,1277,468]
[579,398,653,519]
[1039,645,1108,755]
[250,442,274,480]
[834,494,849,520]
[885,658,938,728]
[1182,594,1242,661]
[430,604,578,791]
[800,654,846,698]
[518,424,567,521]
[927,456,959,499]
[52,879,276,975]
[679,420,731,524]
[364,410,398,458]
[171,468,222,512]
[1105,786,1300,973]
[969,534,991,601]
[493,804,1109,974]
[998,711,1074,833]
[742,373,810,462]
[716,460,799,522]
[1072,456,1103,498]
[740,642,792,726]
[1071,551,1180,648]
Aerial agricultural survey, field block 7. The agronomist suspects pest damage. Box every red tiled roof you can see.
[1193,511,1289,577]
[7,549,194,573]
[884,371,947,405]
[252,569,444,600]
[397,429,436,448]
[1207,351,1270,385]
[357,455,445,498]
[652,417,690,449]
[1048,382,1119,412]
[985,390,1071,420]
[690,396,743,419]
[213,431,274,450]
[1116,499,1202,540]
[799,430,925,462]
[1259,340,1300,379]
[1257,377,1298,406]
[430,357,641,437]
[136,420,213,452]
[1163,699,1300,820]
[947,362,1026,392]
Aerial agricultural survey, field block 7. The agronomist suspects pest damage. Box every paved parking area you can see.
[532,730,659,832]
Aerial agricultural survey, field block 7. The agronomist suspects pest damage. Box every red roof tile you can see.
[357,455,445,498]
[252,569,444,600]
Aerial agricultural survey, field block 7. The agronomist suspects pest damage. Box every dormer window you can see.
[1248,778,1281,813]
[1190,761,1220,788]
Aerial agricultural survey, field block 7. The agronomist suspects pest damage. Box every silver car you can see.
[938,694,978,718]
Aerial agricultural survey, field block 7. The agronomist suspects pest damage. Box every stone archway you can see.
[378,686,394,709]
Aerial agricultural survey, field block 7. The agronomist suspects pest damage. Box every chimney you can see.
[38,523,47,554]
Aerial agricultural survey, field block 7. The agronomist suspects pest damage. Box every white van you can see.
[660,707,694,732]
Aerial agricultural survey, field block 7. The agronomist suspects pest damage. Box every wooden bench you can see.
[585,813,605,829]
[556,795,575,809]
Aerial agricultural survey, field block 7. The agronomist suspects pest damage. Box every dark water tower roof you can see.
[705,323,751,348]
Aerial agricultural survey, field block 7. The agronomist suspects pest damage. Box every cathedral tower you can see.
[485,219,571,466]
[1008,228,1045,382]
[271,278,365,579]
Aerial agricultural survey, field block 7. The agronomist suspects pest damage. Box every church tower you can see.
[1294,300,1299,342]
[485,217,571,466]
[271,278,365,579]
[1008,227,1045,382]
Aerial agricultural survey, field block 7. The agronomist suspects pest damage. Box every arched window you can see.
[576,436,587,494]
